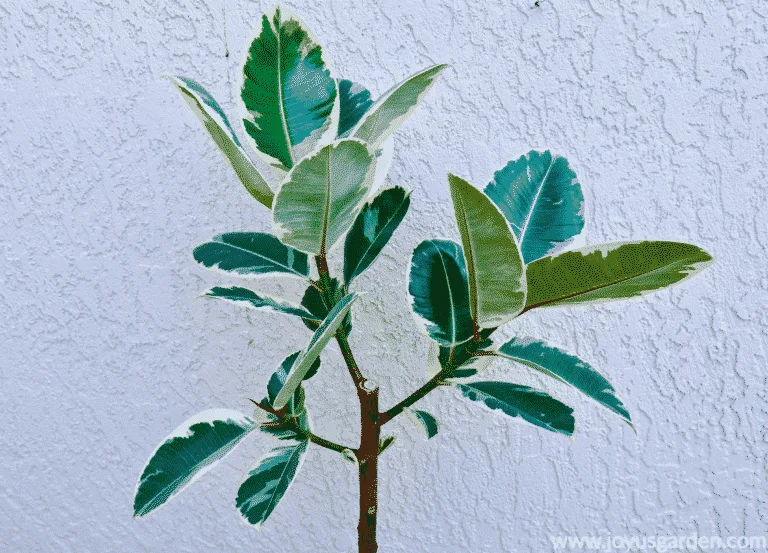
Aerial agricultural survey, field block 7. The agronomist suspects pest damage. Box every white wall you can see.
[3,1,766,551]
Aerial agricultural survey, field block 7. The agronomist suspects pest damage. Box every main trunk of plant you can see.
[357,386,380,553]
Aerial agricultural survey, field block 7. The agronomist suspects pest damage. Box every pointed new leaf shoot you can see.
[241,8,338,172]
[497,337,631,426]
[351,64,448,150]
[378,435,396,455]
[236,440,308,528]
[203,286,320,322]
[338,79,373,137]
[194,233,309,278]
[485,150,584,263]
[524,241,714,312]
[449,174,526,328]
[133,410,254,517]
[167,76,274,208]
[408,240,474,346]
[273,293,358,409]
[273,140,376,255]
[406,409,440,439]
[344,186,411,284]
[457,382,574,435]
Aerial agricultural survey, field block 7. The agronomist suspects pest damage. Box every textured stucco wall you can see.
[2,0,767,551]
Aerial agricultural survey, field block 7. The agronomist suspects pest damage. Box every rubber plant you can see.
[133,8,713,552]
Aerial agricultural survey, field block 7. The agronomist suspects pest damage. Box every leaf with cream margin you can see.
[236,439,308,528]
[405,409,440,439]
[523,241,713,312]
[167,76,273,208]
[241,7,338,172]
[408,240,474,346]
[449,174,526,328]
[456,382,574,435]
[351,64,448,150]
[272,140,376,255]
[344,186,411,284]
[337,79,373,137]
[193,233,309,278]
[203,286,320,322]
[273,293,358,409]
[485,150,584,263]
[496,337,631,427]
[133,409,254,517]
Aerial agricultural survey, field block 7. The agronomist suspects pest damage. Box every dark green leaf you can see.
[408,240,474,346]
[236,440,308,528]
[241,8,337,171]
[203,286,319,321]
[378,435,396,454]
[497,337,631,426]
[456,381,574,435]
[524,241,714,312]
[344,186,411,284]
[134,410,254,517]
[485,150,584,263]
[267,352,319,406]
[407,409,439,439]
[338,79,373,137]
[193,233,309,278]
[437,328,494,376]
[300,278,352,335]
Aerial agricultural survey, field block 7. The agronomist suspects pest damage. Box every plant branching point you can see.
[134,8,713,552]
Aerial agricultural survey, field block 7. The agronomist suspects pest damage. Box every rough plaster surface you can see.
[2,0,767,551]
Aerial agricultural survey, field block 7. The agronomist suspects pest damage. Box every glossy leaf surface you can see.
[524,241,713,312]
[272,140,375,255]
[168,76,273,208]
[449,174,526,327]
[193,233,309,278]
[344,186,410,284]
[134,410,254,517]
[457,382,574,435]
[408,240,474,346]
[241,8,337,171]
[497,337,631,425]
[485,150,584,263]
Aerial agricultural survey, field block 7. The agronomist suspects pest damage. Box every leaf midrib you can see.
[431,242,458,344]
[213,239,305,277]
[351,194,408,280]
[523,255,695,312]
[320,148,332,254]
[139,424,249,515]
[457,195,479,322]
[273,15,294,168]
[518,155,555,248]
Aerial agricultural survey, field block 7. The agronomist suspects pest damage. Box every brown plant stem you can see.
[315,253,379,553]
[357,386,380,553]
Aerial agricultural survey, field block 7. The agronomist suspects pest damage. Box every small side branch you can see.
[249,399,352,454]
[378,374,444,426]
